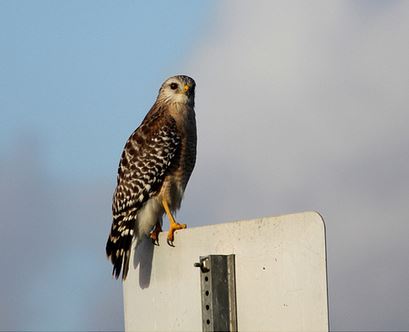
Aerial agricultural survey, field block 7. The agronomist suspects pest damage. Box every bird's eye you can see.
[170,83,178,90]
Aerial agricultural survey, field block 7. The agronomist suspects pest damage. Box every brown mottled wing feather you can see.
[106,107,180,279]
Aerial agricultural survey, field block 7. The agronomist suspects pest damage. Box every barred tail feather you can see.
[106,214,135,280]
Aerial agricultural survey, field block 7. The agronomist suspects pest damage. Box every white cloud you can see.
[182,1,409,330]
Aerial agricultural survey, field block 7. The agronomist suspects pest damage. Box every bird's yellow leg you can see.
[149,221,162,245]
[162,199,186,246]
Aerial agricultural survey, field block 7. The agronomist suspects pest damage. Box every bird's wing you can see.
[113,112,180,216]
[106,110,180,279]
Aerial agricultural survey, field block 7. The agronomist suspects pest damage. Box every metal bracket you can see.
[194,255,238,331]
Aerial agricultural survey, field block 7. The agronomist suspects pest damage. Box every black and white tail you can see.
[106,214,135,280]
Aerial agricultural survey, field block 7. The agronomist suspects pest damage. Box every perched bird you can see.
[106,75,197,280]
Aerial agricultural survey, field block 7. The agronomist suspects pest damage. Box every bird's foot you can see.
[167,222,187,247]
[149,222,162,246]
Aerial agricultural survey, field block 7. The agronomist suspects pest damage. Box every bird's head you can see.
[157,75,196,106]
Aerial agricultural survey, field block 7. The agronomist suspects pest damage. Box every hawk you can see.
[106,75,197,280]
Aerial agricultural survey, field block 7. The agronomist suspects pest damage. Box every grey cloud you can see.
[183,1,409,330]
[0,137,123,330]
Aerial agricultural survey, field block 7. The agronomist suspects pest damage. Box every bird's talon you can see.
[166,222,186,247]
[149,233,159,245]
[149,222,162,246]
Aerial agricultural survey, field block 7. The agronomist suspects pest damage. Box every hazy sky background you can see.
[1,0,409,331]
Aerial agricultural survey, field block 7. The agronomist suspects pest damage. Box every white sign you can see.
[124,211,328,331]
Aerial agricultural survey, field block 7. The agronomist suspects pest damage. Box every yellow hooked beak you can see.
[184,84,189,93]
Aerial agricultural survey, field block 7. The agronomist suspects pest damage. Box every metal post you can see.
[194,254,238,332]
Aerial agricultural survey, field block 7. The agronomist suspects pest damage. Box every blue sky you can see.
[1,0,409,331]
[1,0,214,181]
[0,1,215,330]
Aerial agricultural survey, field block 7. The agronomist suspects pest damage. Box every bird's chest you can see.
[160,138,191,209]
[160,113,197,210]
